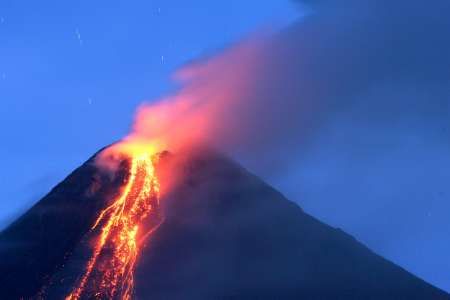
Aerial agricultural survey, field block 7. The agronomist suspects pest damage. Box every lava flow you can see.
[66,148,162,300]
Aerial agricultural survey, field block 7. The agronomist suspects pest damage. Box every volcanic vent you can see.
[0,147,448,299]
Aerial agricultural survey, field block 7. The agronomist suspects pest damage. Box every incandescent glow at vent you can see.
[66,148,162,300]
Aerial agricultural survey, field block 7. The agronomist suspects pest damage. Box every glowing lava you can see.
[66,148,162,300]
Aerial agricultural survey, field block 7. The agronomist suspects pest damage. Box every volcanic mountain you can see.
[0,148,448,299]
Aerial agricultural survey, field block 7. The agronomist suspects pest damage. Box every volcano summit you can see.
[0,148,448,299]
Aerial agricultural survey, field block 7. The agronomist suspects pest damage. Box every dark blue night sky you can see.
[1,0,449,293]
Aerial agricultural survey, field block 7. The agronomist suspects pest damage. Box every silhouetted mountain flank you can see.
[0,149,448,299]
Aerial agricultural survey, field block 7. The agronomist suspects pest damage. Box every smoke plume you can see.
[103,0,450,291]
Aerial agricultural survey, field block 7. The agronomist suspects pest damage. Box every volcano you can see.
[0,148,448,299]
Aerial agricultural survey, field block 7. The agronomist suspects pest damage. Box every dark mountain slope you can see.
[0,152,129,299]
[135,151,449,299]
[0,149,448,299]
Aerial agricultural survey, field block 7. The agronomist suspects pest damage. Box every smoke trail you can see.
[116,0,450,291]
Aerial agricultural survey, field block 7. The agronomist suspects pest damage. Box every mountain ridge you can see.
[0,149,448,299]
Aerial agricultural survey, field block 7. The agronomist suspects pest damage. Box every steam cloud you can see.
[125,0,450,172]
[121,0,450,291]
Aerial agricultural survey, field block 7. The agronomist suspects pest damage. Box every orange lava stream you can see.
[66,153,160,300]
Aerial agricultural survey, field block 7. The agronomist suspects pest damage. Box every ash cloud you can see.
[126,0,450,291]
[131,0,450,173]
[270,0,450,291]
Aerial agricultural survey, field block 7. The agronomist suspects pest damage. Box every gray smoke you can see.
[243,0,450,291]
